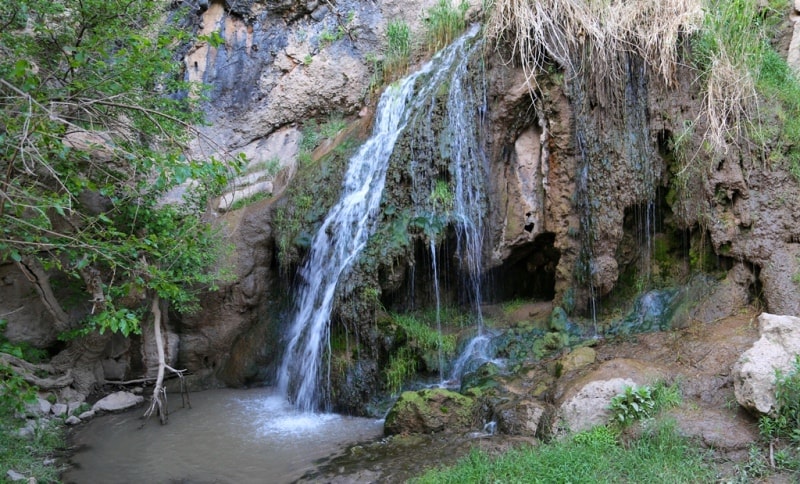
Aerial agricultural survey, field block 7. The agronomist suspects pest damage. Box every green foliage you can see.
[385,347,417,395]
[0,365,36,415]
[0,0,234,338]
[609,381,682,427]
[423,0,469,53]
[412,420,715,482]
[319,26,346,46]
[759,355,800,443]
[382,312,460,394]
[429,179,454,212]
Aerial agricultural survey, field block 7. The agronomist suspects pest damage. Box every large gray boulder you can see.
[92,391,144,412]
[733,313,800,414]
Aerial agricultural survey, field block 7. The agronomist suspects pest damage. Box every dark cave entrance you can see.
[485,232,561,303]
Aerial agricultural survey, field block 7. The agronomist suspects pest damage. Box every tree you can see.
[0,0,236,422]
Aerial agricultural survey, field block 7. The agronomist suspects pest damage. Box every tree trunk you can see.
[143,294,188,424]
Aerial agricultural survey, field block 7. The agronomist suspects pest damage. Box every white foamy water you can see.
[63,388,382,484]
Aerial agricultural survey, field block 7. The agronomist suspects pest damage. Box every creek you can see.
[63,388,383,483]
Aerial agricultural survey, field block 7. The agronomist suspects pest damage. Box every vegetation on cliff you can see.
[0,0,233,420]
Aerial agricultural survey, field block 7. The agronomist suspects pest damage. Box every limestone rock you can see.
[7,470,27,482]
[552,358,664,435]
[51,403,67,417]
[495,399,548,437]
[65,416,81,425]
[92,391,144,412]
[384,388,478,435]
[733,313,800,414]
[25,398,52,417]
[78,410,96,420]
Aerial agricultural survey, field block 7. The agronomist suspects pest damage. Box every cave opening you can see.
[485,232,560,303]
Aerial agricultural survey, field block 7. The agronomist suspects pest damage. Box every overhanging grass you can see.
[412,420,716,483]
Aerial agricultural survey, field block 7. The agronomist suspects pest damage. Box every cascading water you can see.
[277,25,482,412]
[401,25,494,386]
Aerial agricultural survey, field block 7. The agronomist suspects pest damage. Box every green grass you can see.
[412,420,716,483]
[423,0,469,53]
[0,414,65,482]
[384,20,411,80]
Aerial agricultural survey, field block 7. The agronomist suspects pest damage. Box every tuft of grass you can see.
[412,419,715,483]
[384,20,411,81]
[385,347,417,396]
[320,114,347,139]
[424,0,470,53]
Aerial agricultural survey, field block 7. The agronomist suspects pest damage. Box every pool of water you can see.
[63,388,384,484]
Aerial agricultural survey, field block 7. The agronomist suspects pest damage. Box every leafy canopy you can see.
[0,0,235,336]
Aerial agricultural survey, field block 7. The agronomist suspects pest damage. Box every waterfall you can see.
[277,25,481,412]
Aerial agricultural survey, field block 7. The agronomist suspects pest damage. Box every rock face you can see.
[733,313,800,414]
[384,389,479,435]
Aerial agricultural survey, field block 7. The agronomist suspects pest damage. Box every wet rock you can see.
[78,410,96,420]
[551,358,664,436]
[65,416,81,425]
[384,388,478,435]
[494,399,548,437]
[733,313,800,415]
[92,391,144,412]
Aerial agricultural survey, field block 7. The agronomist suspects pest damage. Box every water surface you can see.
[64,388,383,484]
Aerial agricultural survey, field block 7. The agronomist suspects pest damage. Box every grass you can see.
[424,0,470,53]
[384,20,411,81]
[228,190,270,211]
[0,412,65,482]
[485,0,703,92]
[412,419,715,483]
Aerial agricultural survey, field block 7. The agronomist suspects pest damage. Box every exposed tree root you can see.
[0,353,73,390]
[143,295,190,424]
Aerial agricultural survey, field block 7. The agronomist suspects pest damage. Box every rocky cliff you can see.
[4,0,800,414]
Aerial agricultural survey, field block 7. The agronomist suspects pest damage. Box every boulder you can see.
[551,358,664,436]
[25,398,52,417]
[494,399,548,437]
[65,416,81,425]
[558,346,596,374]
[51,403,67,417]
[733,313,800,414]
[384,388,478,435]
[92,391,144,412]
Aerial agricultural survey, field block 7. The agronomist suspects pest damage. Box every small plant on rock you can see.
[610,385,655,426]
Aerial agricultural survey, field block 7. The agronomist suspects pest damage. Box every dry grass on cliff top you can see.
[485,0,704,91]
